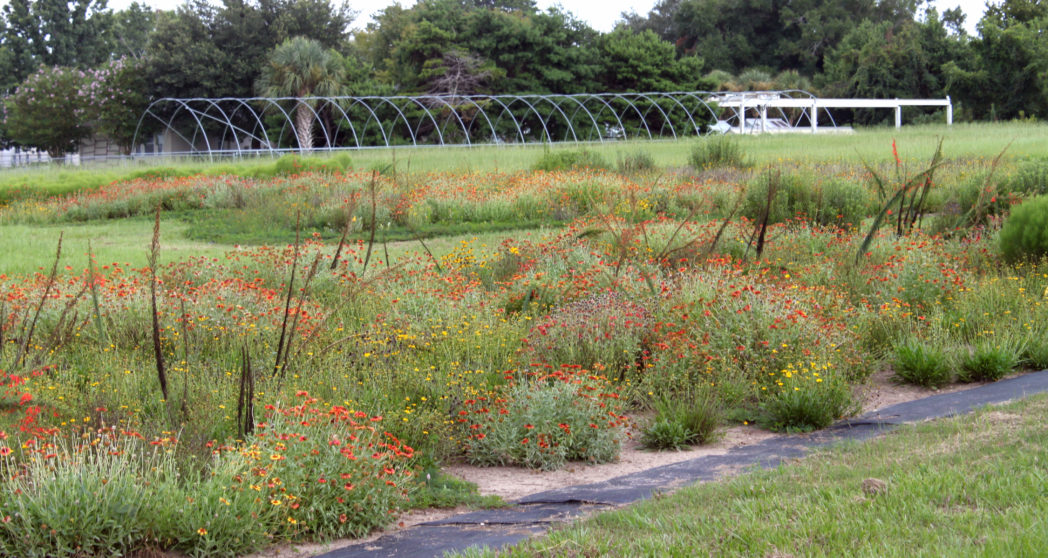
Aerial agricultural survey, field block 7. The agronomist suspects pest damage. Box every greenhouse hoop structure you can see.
[130,90,948,159]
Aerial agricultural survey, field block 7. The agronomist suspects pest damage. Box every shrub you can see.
[533,149,609,172]
[1003,159,1048,198]
[1023,335,1048,371]
[690,136,748,169]
[760,363,854,432]
[641,388,720,450]
[892,338,953,388]
[999,194,1048,263]
[460,374,626,471]
[959,342,1019,382]
[617,152,656,174]
[819,178,872,228]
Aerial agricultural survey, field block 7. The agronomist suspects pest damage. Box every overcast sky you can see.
[11,0,992,35]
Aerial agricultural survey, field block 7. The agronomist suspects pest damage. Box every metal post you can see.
[946,96,953,125]
[895,104,902,128]
[760,104,767,133]
[811,100,818,133]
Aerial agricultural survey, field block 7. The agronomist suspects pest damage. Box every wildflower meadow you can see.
[0,126,1047,556]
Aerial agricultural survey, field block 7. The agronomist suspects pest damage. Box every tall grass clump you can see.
[641,387,720,450]
[959,341,1020,382]
[892,338,953,388]
[760,361,854,432]
[689,135,748,169]
[533,149,609,171]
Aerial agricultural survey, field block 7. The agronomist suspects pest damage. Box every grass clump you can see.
[689,135,748,169]
[892,338,953,388]
[959,341,1020,382]
[532,149,608,172]
[641,388,720,450]
[616,151,656,174]
[760,366,855,432]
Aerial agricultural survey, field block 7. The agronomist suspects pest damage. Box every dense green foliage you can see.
[999,194,1048,263]
[4,0,1048,154]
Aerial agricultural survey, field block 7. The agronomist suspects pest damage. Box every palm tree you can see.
[257,37,346,152]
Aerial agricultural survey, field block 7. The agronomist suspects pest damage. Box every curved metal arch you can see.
[132,91,843,157]
[133,98,215,159]
[554,94,609,142]
[417,95,476,146]
[453,95,501,144]
[566,94,628,142]
[365,96,421,146]
[476,95,528,143]
[630,93,682,138]
[494,95,554,144]
[248,97,302,151]
[272,96,333,150]
[340,97,392,147]
[192,98,247,156]
[313,96,360,149]
[222,98,278,154]
[672,91,719,134]
[389,96,448,146]
[521,95,579,143]
[607,93,660,140]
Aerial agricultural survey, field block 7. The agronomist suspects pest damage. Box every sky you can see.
[72,0,995,34]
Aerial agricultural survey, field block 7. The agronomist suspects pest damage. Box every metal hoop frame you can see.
[132,90,833,157]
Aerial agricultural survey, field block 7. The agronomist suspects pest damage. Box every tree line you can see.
[1,0,1046,156]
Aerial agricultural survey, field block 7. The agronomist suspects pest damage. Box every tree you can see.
[2,66,92,158]
[356,0,600,94]
[0,0,113,89]
[82,57,151,154]
[818,10,968,123]
[110,2,157,59]
[596,27,706,92]
[256,36,346,151]
[145,0,354,100]
[623,0,919,76]
[944,0,1048,120]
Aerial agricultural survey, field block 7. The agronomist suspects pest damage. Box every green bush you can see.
[641,388,720,450]
[819,178,872,228]
[533,149,609,172]
[689,136,748,169]
[1003,159,1048,198]
[1023,335,1048,371]
[959,342,1019,382]
[892,338,953,388]
[617,152,656,174]
[743,174,870,227]
[999,194,1048,263]
[266,153,352,177]
[460,377,626,471]
[760,374,854,432]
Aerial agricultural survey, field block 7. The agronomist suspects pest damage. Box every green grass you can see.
[3,122,1046,205]
[0,219,233,276]
[455,393,1048,557]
